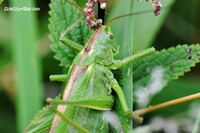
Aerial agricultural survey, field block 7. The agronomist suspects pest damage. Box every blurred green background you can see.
[0,0,200,133]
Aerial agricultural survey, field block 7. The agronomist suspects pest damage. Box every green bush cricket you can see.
[45,0,158,133]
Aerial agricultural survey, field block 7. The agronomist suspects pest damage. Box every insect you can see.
[24,0,159,133]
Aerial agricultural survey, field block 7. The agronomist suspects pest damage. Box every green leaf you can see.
[49,0,90,68]
[107,0,135,132]
[74,0,87,7]
[133,44,200,104]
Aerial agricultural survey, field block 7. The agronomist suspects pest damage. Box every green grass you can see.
[10,0,42,132]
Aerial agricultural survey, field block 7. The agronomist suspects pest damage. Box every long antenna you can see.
[107,10,152,26]
[107,5,171,26]
[65,0,97,21]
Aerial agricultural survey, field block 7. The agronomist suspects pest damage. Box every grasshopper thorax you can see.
[93,26,118,65]
[75,25,118,66]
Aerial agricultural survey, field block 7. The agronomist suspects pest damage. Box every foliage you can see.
[133,45,200,98]
[49,0,90,68]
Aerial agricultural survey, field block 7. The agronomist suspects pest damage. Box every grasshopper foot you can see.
[124,111,143,124]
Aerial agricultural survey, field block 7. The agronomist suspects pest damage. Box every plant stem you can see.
[134,93,200,115]
[108,0,135,132]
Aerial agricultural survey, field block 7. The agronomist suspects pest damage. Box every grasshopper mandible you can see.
[47,0,158,132]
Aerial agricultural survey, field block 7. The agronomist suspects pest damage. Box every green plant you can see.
[9,0,42,132]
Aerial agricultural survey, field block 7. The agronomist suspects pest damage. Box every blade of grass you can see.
[10,0,42,132]
[107,0,135,132]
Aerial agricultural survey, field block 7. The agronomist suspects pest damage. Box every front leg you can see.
[60,33,84,51]
[108,47,155,69]
[59,17,84,51]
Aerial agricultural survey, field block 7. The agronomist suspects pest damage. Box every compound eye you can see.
[108,32,113,39]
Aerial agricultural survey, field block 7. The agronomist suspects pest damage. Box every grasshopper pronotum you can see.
[47,0,158,132]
